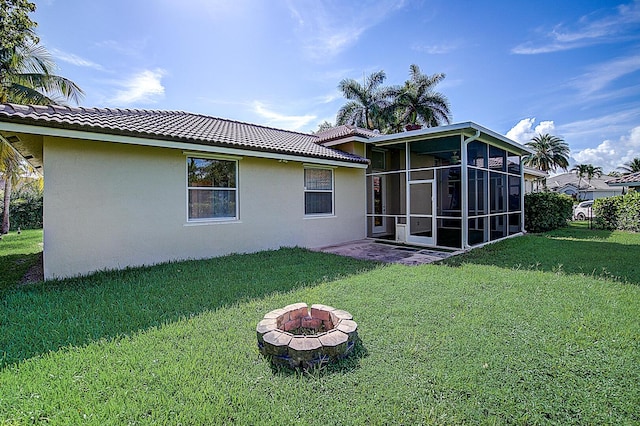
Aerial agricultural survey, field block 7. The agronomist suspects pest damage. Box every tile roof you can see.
[0,103,369,165]
[606,171,640,186]
[315,124,380,143]
[547,172,620,191]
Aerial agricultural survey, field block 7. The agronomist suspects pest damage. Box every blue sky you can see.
[33,0,640,172]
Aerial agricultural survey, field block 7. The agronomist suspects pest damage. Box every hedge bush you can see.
[524,191,573,233]
[0,188,43,231]
[594,191,640,232]
[593,196,621,230]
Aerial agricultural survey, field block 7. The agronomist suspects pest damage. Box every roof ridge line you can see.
[1,102,320,138]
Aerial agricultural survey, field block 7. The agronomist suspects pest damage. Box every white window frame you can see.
[304,165,335,217]
[186,155,239,222]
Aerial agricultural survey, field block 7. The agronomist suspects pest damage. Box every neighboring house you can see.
[523,166,548,193]
[0,103,531,279]
[547,172,624,200]
[606,171,640,189]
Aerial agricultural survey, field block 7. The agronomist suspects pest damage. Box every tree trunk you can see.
[2,176,11,234]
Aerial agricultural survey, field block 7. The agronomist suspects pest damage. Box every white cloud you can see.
[511,43,573,55]
[507,118,640,172]
[506,118,556,144]
[109,69,166,105]
[558,109,640,141]
[573,126,640,172]
[572,54,640,95]
[95,39,149,57]
[51,48,104,70]
[512,1,640,54]
[412,42,460,55]
[252,101,316,131]
[287,0,406,61]
[314,90,342,105]
[627,126,640,147]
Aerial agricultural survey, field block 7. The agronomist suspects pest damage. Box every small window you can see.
[187,157,237,220]
[304,168,333,215]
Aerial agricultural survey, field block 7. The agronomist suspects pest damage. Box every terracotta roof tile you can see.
[0,103,368,164]
[315,124,380,143]
[606,171,640,185]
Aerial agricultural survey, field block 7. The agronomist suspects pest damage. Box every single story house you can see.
[0,103,531,279]
[547,172,624,200]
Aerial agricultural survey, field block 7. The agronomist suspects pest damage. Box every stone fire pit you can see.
[256,303,358,369]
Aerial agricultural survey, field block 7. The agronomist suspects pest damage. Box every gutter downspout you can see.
[521,157,526,233]
[462,129,480,250]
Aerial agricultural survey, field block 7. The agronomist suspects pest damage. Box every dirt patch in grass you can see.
[19,252,43,285]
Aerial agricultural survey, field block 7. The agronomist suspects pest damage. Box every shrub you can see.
[593,196,621,230]
[524,192,573,233]
[594,191,640,232]
[0,187,43,230]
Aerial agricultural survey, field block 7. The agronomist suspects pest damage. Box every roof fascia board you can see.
[0,121,367,169]
[320,136,371,147]
[606,182,636,187]
[369,122,534,155]
[523,167,548,177]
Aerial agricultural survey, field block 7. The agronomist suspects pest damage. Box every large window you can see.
[304,168,333,215]
[187,157,237,221]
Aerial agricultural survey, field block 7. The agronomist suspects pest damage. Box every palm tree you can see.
[524,133,570,173]
[336,70,395,131]
[585,164,603,188]
[571,164,589,189]
[618,157,640,174]
[0,43,84,105]
[393,64,451,131]
[0,140,30,233]
[0,42,83,233]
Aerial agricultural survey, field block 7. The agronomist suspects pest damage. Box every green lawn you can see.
[0,229,42,293]
[1,225,639,424]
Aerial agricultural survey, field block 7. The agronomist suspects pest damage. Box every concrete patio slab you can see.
[315,239,462,265]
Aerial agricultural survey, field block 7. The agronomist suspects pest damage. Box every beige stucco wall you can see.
[43,136,366,279]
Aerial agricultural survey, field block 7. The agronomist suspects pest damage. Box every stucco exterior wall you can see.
[43,137,365,279]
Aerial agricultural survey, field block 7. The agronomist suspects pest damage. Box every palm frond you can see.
[618,157,640,174]
[524,133,570,172]
[0,43,84,106]
[336,101,366,127]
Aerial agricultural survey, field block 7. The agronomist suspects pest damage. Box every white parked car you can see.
[573,200,594,220]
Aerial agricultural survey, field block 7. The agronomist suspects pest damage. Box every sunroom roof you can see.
[369,122,534,156]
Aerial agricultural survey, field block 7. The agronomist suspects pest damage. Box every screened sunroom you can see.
[365,123,533,250]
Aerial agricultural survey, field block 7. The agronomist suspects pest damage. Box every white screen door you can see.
[407,179,435,245]
[372,175,386,234]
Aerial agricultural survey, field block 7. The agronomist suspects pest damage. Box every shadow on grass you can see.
[268,337,369,378]
[0,248,378,369]
[442,232,639,285]
[546,223,614,238]
[0,253,41,294]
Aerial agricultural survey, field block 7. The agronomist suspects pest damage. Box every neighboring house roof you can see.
[523,166,548,179]
[547,172,622,192]
[606,171,640,187]
[0,103,369,167]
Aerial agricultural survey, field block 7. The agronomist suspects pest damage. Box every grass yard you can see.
[0,229,42,293]
[1,225,639,424]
